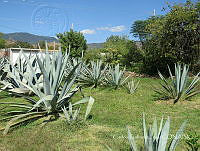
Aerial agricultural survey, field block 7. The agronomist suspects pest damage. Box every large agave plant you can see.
[154,63,200,103]
[0,49,94,135]
[127,114,187,151]
[105,64,129,89]
[0,51,42,94]
[78,60,108,88]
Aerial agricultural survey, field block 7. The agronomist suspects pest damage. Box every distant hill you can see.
[87,43,104,50]
[2,32,58,44]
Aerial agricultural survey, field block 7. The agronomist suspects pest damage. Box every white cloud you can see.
[35,21,44,24]
[97,25,126,32]
[3,0,8,2]
[80,29,96,35]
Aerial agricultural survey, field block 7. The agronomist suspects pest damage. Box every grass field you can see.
[0,77,199,151]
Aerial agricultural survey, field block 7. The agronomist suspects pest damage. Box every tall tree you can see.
[57,29,87,57]
[0,33,5,49]
[130,20,149,43]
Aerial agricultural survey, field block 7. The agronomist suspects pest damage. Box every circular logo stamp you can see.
[31,5,68,36]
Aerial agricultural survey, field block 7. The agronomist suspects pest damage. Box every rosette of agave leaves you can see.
[78,60,108,88]
[0,48,94,135]
[105,64,129,90]
[106,114,186,151]
[154,63,200,103]
[127,114,187,151]
[0,51,42,94]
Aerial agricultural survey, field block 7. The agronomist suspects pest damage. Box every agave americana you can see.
[0,51,42,94]
[155,63,200,103]
[78,60,108,88]
[0,48,94,135]
[125,80,140,94]
[127,114,187,151]
[105,64,129,89]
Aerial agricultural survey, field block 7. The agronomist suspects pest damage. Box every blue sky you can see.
[0,0,187,43]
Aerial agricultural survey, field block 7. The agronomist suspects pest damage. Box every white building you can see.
[0,48,59,64]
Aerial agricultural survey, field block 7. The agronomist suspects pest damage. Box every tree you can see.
[122,40,143,67]
[133,0,200,75]
[12,41,34,48]
[84,48,102,62]
[130,20,149,44]
[0,33,5,49]
[102,35,142,66]
[102,35,129,65]
[57,29,87,57]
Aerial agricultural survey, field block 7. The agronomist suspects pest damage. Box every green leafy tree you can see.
[13,41,34,48]
[103,35,142,67]
[130,20,149,44]
[0,33,5,49]
[122,40,143,67]
[57,29,87,57]
[84,48,102,62]
[135,0,200,75]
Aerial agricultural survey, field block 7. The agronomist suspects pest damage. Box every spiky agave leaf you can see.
[168,121,187,151]
[62,103,81,123]
[127,114,186,151]
[125,80,140,94]
[155,63,200,103]
[78,60,108,88]
[61,96,94,123]
[105,64,129,89]
[127,126,137,151]
[0,50,41,94]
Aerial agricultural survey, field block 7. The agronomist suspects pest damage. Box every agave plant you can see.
[125,80,140,94]
[61,96,94,124]
[105,64,129,89]
[154,63,200,103]
[78,60,108,88]
[65,57,84,78]
[0,51,42,94]
[0,49,94,135]
[127,114,187,151]
[0,57,6,71]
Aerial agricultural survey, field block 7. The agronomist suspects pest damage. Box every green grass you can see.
[0,77,200,151]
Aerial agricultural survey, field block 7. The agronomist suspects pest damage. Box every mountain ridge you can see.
[2,32,104,49]
[2,32,58,44]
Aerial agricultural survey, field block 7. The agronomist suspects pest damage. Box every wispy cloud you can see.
[3,0,8,2]
[80,29,96,35]
[34,21,44,24]
[97,25,126,32]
